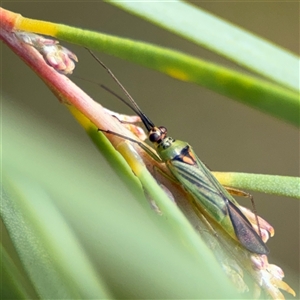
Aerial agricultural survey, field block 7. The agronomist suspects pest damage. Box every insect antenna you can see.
[87,49,155,132]
[100,84,141,117]
[73,75,139,115]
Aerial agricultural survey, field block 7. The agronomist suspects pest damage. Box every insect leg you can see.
[225,186,252,199]
[98,128,162,163]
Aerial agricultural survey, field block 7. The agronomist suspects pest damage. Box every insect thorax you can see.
[157,138,188,162]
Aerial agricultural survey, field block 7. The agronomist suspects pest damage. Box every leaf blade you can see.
[108,0,299,91]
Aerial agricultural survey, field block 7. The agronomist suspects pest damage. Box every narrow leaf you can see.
[1,7,298,126]
[214,172,300,199]
[109,1,299,91]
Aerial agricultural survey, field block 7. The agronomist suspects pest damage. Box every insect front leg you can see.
[98,128,161,162]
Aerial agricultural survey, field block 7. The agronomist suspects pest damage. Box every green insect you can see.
[89,51,269,255]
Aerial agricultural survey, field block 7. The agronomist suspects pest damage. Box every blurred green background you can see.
[2,1,299,297]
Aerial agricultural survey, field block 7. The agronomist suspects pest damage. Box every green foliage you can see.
[2,100,237,298]
[2,2,299,299]
[54,2,299,126]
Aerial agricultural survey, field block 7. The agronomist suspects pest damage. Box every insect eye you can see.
[149,130,160,143]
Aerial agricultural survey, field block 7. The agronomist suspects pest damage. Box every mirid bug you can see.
[89,50,269,255]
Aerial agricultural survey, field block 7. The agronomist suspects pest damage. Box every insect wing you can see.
[226,200,269,254]
[168,154,227,223]
[167,145,269,254]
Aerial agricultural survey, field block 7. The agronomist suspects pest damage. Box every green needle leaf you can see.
[0,244,37,299]
[108,0,299,92]
[55,27,300,126]
[4,6,299,126]
[1,172,112,299]
[214,172,300,199]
